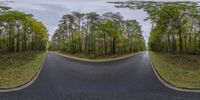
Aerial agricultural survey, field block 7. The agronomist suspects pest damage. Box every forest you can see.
[110,1,200,88]
[0,7,48,52]
[0,3,48,88]
[111,1,200,55]
[50,12,146,57]
[148,3,200,54]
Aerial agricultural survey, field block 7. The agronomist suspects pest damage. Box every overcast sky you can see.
[1,0,199,42]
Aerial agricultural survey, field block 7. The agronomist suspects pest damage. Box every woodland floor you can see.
[56,51,137,61]
[0,51,46,88]
[149,51,200,88]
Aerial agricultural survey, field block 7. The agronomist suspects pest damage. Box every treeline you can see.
[0,10,49,52]
[148,4,200,54]
[111,1,200,55]
[50,12,146,55]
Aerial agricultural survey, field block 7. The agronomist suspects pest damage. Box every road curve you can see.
[0,52,200,100]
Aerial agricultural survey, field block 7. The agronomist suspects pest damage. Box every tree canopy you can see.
[110,1,200,55]
[0,1,11,11]
[0,10,49,52]
[50,12,146,56]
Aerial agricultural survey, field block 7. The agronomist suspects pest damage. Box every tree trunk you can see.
[112,37,116,54]
[178,29,183,53]
[16,25,20,52]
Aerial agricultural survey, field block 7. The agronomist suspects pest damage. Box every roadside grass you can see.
[0,51,46,88]
[53,51,140,62]
[149,52,200,88]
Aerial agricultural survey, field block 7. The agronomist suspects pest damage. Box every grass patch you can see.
[149,52,200,88]
[0,51,46,88]
[54,51,138,62]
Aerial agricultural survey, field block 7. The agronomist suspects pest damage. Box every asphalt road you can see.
[0,52,200,100]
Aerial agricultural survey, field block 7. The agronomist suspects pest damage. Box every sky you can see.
[1,0,199,42]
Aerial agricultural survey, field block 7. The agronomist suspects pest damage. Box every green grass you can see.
[53,51,138,62]
[0,51,46,88]
[149,52,200,88]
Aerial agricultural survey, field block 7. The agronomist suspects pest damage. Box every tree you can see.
[111,1,200,55]
[0,10,48,52]
[50,12,146,56]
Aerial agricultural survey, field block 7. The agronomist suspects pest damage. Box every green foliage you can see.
[89,54,96,59]
[50,12,146,56]
[0,1,11,11]
[111,1,200,55]
[0,10,48,52]
[148,4,200,54]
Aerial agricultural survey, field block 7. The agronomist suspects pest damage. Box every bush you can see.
[89,54,96,59]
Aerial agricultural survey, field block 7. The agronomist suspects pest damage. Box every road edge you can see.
[148,52,200,92]
[0,52,47,92]
[51,51,142,63]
